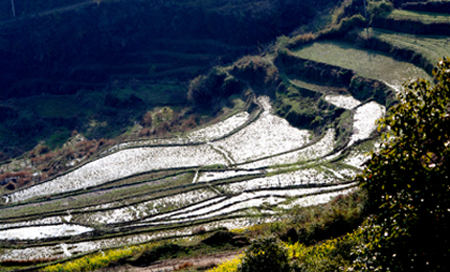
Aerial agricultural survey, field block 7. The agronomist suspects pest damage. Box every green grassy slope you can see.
[372,8,450,35]
[387,9,450,23]
[291,40,431,86]
[350,27,450,72]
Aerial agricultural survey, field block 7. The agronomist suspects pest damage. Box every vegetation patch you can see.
[372,9,450,36]
[292,40,430,87]
[350,27,450,73]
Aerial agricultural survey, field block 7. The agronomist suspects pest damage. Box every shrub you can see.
[367,0,394,17]
[187,71,226,108]
[230,56,279,95]
[286,233,359,272]
[36,145,50,155]
[155,121,169,136]
[207,254,243,272]
[141,111,153,127]
[42,244,154,272]
[138,128,152,137]
[238,236,291,272]
[287,33,316,49]
[318,14,366,40]
[180,115,198,132]
[63,148,75,160]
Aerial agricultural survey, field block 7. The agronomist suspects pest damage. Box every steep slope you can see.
[0,0,339,155]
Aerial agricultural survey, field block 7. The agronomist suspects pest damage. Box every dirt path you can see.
[95,250,242,272]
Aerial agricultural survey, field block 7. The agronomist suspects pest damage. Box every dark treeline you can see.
[0,0,340,156]
[0,0,339,100]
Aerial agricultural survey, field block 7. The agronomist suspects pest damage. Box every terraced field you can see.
[2,2,450,270]
[0,93,378,262]
[372,7,450,36]
[351,27,450,72]
[0,35,440,268]
[386,9,450,23]
[292,40,431,89]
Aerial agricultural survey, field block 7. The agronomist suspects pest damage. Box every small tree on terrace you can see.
[353,58,450,271]
[238,236,291,272]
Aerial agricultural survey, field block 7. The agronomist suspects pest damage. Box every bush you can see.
[367,0,394,17]
[207,254,243,272]
[287,236,358,272]
[287,33,316,49]
[141,111,153,127]
[238,236,291,272]
[318,14,366,40]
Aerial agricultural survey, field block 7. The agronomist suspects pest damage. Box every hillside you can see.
[0,0,337,155]
[1,0,450,271]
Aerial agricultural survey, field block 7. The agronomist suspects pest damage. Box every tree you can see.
[353,58,450,271]
[238,236,291,272]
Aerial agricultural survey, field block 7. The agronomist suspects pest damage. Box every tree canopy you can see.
[353,57,450,271]
[238,236,291,272]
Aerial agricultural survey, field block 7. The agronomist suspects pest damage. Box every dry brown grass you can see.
[155,121,170,136]
[174,261,194,271]
[288,32,316,48]
[180,115,198,133]
[0,171,34,190]
[138,128,153,137]
[141,111,153,127]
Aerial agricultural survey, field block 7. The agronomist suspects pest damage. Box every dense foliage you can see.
[353,58,450,271]
[238,236,291,272]
[0,0,342,156]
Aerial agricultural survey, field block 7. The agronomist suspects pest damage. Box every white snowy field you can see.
[0,216,278,261]
[144,196,228,222]
[6,145,227,203]
[0,181,355,252]
[4,97,316,203]
[0,224,93,240]
[325,95,361,109]
[74,189,217,225]
[0,177,354,234]
[239,128,335,169]
[0,228,193,261]
[186,111,251,141]
[348,101,386,147]
[142,182,356,224]
[343,150,371,169]
[220,168,343,193]
[212,111,311,164]
[107,111,251,151]
[0,216,67,230]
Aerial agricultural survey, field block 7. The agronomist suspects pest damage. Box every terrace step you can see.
[401,1,450,13]
[348,27,450,73]
[287,40,430,87]
[371,9,450,36]
[275,45,399,106]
